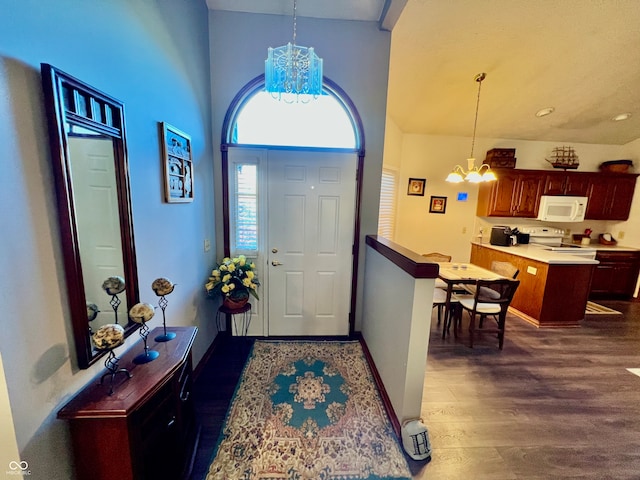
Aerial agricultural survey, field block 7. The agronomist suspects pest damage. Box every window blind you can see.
[378,169,397,240]
[234,164,258,251]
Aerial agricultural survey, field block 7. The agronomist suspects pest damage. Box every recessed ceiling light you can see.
[612,112,632,121]
[535,107,555,117]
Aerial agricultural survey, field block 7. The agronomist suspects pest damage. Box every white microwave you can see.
[537,195,588,222]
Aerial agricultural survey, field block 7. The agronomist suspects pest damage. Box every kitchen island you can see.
[470,242,598,327]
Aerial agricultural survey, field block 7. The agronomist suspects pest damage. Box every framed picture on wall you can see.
[429,196,447,214]
[161,122,194,203]
[407,178,426,196]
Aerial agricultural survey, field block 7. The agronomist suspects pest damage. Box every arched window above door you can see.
[233,91,356,148]
[223,76,362,151]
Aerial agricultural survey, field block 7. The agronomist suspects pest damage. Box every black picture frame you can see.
[407,178,426,196]
[429,196,447,214]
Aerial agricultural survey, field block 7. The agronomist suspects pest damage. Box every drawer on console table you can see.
[58,327,198,480]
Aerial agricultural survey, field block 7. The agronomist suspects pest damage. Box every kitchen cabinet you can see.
[585,174,638,220]
[58,327,199,480]
[590,250,640,299]
[543,172,590,196]
[476,170,544,217]
[477,168,638,220]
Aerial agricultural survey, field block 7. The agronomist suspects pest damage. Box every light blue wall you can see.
[0,0,215,478]
[209,11,392,329]
[0,3,392,477]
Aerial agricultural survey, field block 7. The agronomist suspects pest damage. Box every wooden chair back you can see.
[491,261,520,279]
[474,278,520,306]
[422,252,452,263]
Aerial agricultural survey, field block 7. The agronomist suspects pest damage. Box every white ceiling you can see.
[206,0,389,22]
[208,0,640,145]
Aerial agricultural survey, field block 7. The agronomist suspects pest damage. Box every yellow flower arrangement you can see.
[205,255,260,300]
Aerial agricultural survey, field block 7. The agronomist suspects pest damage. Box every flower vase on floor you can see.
[129,303,159,364]
[151,277,176,342]
[92,324,131,395]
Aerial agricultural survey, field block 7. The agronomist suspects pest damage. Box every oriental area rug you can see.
[206,340,412,480]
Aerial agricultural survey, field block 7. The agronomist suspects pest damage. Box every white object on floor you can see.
[627,368,640,378]
[585,301,622,315]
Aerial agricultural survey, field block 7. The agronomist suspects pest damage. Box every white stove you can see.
[518,226,598,259]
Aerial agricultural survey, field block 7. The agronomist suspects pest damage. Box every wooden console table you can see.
[58,326,199,480]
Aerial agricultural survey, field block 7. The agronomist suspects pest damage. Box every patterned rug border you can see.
[206,339,262,471]
[206,339,411,480]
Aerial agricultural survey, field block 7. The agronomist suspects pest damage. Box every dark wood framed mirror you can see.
[41,64,139,369]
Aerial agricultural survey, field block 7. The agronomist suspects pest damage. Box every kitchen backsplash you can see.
[474,217,615,244]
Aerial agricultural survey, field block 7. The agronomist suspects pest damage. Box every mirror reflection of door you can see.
[228,149,356,336]
[69,135,127,334]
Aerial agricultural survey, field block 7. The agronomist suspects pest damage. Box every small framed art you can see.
[429,196,447,214]
[161,122,194,203]
[407,178,426,196]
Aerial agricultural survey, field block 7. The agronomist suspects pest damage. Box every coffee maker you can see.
[490,226,518,246]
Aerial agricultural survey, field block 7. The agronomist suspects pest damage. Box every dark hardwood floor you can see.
[413,299,640,479]
[190,336,253,480]
[191,300,640,480]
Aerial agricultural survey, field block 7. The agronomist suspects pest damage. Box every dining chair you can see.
[432,287,459,327]
[462,260,519,297]
[454,278,520,349]
[422,252,452,263]
[490,261,520,279]
[423,252,459,328]
[422,252,452,290]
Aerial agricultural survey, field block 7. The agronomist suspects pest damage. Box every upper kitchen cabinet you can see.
[543,172,590,196]
[477,169,544,217]
[478,168,638,220]
[585,173,639,220]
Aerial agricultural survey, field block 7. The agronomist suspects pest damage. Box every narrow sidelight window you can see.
[232,163,258,252]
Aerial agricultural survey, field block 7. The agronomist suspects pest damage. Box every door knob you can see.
[271,260,283,266]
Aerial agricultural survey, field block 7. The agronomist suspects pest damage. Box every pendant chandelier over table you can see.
[445,72,497,183]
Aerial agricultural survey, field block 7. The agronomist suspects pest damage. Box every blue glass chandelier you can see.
[265,0,323,102]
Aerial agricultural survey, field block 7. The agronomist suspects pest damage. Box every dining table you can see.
[437,262,507,339]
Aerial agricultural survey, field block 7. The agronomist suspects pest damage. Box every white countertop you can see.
[473,242,599,264]
[580,244,640,252]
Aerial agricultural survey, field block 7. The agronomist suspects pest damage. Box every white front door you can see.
[267,150,356,335]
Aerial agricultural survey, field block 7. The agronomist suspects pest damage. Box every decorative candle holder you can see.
[129,303,159,364]
[102,276,126,325]
[151,277,176,342]
[92,324,131,395]
[87,302,100,335]
[134,320,159,364]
